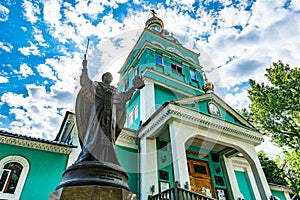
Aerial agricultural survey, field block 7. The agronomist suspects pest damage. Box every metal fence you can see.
[148,183,216,200]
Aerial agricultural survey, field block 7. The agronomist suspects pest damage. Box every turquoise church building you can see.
[0,129,74,200]
[0,12,291,200]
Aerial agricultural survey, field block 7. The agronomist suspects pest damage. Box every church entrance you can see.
[187,159,215,198]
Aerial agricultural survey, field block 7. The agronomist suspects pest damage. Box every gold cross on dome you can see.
[150,9,157,17]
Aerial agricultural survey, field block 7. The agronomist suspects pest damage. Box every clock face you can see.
[208,103,221,116]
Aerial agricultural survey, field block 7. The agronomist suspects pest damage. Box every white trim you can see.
[140,137,158,199]
[140,80,155,122]
[138,104,263,145]
[231,157,262,200]
[169,121,190,188]
[0,135,73,154]
[142,68,205,96]
[0,155,29,200]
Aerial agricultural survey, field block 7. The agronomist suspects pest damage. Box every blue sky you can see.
[0,0,299,155]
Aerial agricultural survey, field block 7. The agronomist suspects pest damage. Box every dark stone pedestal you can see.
[49,186,136,200]
[56,161,129,190]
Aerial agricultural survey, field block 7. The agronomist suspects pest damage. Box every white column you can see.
[169,121,190,188]
[140,137,158,200]
[246,147,272,199]
[140,80,155,122]
[223,155,241,199]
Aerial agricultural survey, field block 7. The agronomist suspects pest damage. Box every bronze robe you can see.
[75,68,134,165]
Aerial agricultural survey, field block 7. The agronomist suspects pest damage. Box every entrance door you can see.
[187,159,214,198]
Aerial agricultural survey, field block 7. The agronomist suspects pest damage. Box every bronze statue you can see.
[56,53,144,191]
[75,59,144,165]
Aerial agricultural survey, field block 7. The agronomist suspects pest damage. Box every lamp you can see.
[150,185,155,195]
[184,181,189,189]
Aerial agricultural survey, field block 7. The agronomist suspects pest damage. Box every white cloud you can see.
[22,0,40,23]
[33,27,48,46]
[13,63,35,78]
[256,136,282,159]
[1,81,75,139]
[36,64,57,80]
[224,89,250,110]
[0,41,13,52]
[42,0,62,26]
[18,41,40,56]
[290,0,300,11]
[0,76,8,83]
[0,4,9,22]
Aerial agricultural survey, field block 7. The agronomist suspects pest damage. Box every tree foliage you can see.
[248,61,300,197]
[282,149,300,197]
[248,61,300,150]
[257,151,287,186]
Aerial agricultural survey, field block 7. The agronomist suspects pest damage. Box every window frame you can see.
[0,156,29,200]
[127,104,139,127]
[190,69,198,81]
[171,62,183,75]
[155,54,163,66]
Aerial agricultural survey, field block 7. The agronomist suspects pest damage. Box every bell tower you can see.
[118,11,206,129]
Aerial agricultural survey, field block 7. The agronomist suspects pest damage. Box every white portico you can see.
[137,94,271,200]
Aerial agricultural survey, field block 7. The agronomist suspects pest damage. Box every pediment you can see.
[172,93,255,129]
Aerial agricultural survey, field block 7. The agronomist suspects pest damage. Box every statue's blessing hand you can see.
[133,76,145,89]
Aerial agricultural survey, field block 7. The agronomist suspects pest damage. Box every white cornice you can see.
[0,135,73,154]
[116,129,138,149]
[142,68,205,96]
[173,93,255,129]
[138,104,263,145]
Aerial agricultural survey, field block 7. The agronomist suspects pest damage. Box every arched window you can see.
[0,156,29,200]
[0,162,23,193]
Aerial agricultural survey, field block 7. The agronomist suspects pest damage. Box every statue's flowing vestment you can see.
[75,68,134,165]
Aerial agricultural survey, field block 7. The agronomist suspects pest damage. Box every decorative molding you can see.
[185,56,199,66]
[138,104,263,145]
[166,47,184,57]
[116,129,138,149]
[173,93,255,129]
[142,68,205,96]
[150,41,165,49]
[0,135,73,154]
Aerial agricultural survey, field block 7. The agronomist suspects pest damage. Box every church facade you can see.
[0,129,74,200]
[0,13,291,200]
[61,13,291,200]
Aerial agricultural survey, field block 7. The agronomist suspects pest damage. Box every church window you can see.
[0,156,29,200]
[127,104,138,126]
[190,70,197,81]
[171,62,183,74]
[0,162,23,194]
[155,55,163,66]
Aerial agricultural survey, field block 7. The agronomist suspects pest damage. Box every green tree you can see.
[247,61,300,197]
[257,151,287,186]
[248,61,300,150]
[282,149,300,198]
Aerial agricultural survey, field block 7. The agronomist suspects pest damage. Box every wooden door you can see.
[187,159,214,198]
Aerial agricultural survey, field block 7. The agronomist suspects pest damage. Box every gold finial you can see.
[203,72,214,93]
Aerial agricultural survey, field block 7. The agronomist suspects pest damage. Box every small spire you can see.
[203,73,208,82]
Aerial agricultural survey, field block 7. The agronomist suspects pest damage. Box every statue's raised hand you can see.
[82,59,87,69]
[133,76,145,89]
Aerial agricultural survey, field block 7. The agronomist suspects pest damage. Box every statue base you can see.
[49,185,136,200]
[56,161,129,190]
